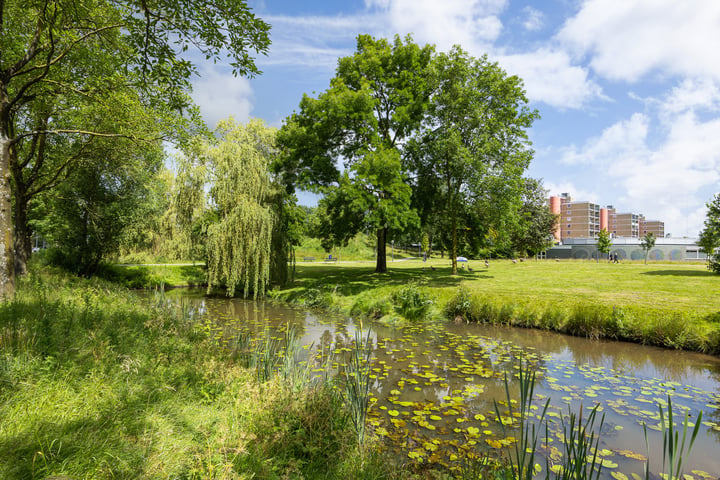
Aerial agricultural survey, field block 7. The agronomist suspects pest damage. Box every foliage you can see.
[32,135,164,275]
[0,0,270,297]
[698,193,720,273]
[172,118,294,297]
[391,283,433,321]
[409,47,538,272]
[640,232,656,265]
[494,362,550,480]
[0,269,402,479]
[643,396,702,480]
[596,229,612,261]
[510,178,558,257]
[276,34,433,273]
[341,328,374,445]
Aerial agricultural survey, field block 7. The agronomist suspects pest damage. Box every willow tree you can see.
[173,118,288,297]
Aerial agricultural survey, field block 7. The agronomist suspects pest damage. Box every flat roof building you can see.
[549,194,665,243]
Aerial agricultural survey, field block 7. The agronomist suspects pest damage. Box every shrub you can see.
[391,284,433,321]
[445,287,474,321]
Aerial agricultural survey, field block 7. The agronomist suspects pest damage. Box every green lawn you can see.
[287,258,718,316]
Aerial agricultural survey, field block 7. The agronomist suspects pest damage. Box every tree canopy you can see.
[277,36,538,273]
[276,35,433,273]
[171,118,292,297]
[0,0,271,298]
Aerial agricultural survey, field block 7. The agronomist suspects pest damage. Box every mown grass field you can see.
[286,258,718,316]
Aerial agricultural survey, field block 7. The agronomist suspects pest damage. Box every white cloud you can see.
[543,182,599,205]
[192,68,254,128]
[555,81,720,236]
[560,113,650,166]
[557,0,720,82]
[497,48,604,108]
[260,14,373,69]
[365,0,507,52]
[659,78,720,117]
[521,6,544,31]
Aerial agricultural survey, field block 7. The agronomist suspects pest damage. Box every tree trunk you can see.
[0,129,16,299]
[451,213,458,275]
[375,227,387,273]
[13,185,31,276]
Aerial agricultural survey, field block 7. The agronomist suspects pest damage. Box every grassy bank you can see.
[0,269,404,479]
[269,259,720,354]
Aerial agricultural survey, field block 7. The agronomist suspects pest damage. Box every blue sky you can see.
[190,0,720,238]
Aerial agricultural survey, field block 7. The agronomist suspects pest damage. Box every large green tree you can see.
[276,35,434,273]
[409,46,538,273]
[0,0,270,297]
[33,134,163,274]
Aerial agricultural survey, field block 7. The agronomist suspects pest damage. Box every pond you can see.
[158,289,720,479]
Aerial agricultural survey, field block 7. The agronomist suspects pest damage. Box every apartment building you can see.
[549,193,665,243]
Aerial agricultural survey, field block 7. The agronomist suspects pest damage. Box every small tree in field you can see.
[698,193,720,273]
[640,232,656,265]
[597,229,612,263]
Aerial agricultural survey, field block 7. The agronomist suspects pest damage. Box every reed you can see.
[341,327,374,445]
[644,396,702,480]
[554,406,605,480]
[494,360,549,480]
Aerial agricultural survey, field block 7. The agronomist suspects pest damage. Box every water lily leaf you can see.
[616,449,647,461]
[691,470,715,479]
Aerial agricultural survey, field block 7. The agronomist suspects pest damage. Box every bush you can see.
[391,284,433,321]
[445,287,473,321]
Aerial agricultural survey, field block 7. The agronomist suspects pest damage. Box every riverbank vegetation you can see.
[268,260,720,354]
[0,269,411,479]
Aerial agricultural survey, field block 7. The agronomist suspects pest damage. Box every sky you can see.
[191,0,720,239]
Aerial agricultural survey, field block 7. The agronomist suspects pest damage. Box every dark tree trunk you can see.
[375,227,387,273]
[13,185,31,276]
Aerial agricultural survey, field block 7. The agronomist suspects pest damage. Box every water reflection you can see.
[156,290,720,479]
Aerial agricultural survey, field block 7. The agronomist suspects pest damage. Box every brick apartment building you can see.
[549,193,665,243]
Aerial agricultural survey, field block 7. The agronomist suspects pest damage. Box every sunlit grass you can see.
[0,269,400,479]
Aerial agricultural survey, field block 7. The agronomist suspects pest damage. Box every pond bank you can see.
[110,260,720,354]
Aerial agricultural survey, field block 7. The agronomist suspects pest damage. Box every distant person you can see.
[613,253,618,263]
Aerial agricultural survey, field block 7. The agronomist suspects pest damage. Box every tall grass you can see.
[494,362,549,480]
[0,269,398,479]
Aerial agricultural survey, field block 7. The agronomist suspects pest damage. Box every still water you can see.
[160,289,720,479]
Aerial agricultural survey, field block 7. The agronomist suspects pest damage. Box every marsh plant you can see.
[554,406,605,480]
[643,396,702,480]
[495,362,704,480]
[494,361,550,480]
[341,327,374,445]
[392,283,433,321]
